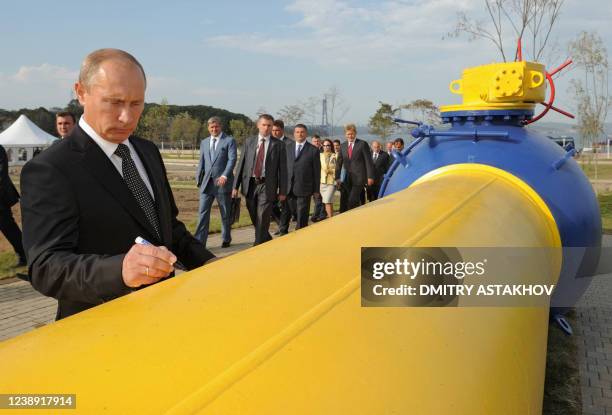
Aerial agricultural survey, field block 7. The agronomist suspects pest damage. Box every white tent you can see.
[0,115,56,165]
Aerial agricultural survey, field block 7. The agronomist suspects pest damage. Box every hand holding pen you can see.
[121,236,185,288]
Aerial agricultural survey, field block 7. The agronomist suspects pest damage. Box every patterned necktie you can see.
[348,142,354,159]
[295,143,302,159]
[114,144,161,239]
[253,139,265,178]
[212,137,217,154]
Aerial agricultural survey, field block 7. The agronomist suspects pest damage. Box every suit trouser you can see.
[274,199,291,234]
[367,184,381,202]
[288,194,312,230]
[344,177,365,211]
[194,190,232,247]
[246,179,274,245]
[339,183,348,213]
[0,206,25,260]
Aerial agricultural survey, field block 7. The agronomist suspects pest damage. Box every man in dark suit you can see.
[367,140,391,202]
[0,144,26,266]
[286,124,321,229]
[195,116,237,248]
[335,124,374,211]
[20,49,215,320]
[270,119,293,235]
[233,114,287,245]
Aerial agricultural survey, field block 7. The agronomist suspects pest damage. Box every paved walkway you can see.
[1,229,612,414]
[575,236,612,415]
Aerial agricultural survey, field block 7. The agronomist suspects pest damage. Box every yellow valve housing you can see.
[440,61,546,113]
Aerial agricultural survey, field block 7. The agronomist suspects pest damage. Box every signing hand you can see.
[122,244,177,288]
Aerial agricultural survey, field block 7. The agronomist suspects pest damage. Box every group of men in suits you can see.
[194,118,395,247]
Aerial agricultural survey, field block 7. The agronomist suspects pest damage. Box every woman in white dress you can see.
[319,139,337,218]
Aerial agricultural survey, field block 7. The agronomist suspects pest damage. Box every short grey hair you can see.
[207,116,222,125]
[79,48,146,89]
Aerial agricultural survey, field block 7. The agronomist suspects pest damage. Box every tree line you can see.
[0,99,254,147]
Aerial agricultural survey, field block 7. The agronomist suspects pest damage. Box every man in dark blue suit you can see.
[286,125,320,229]
[195,117,237,248]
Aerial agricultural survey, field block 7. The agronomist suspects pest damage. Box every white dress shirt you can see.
[79,117,155,199]
[253,134,270,177]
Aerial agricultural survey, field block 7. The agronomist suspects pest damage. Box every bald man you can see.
[20,49,215,320]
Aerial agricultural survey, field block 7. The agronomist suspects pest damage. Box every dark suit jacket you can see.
[20,125,215,320]
[0,145,19,208]
[335,138,375,186]
[286,141,321,197]
[372,151,391,186]
[234,136,287,200]
[278,136,293,145]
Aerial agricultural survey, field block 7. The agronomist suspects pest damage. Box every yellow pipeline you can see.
[0,164,560,414]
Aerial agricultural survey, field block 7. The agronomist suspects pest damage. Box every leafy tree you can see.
[170,112,202,145]
[229,119,252,146]
[401,99,441,125]
[138,98,170,144]
[368,102,399,140]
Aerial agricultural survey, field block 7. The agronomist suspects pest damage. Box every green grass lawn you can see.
[599,193,612,233]
[580,161,612,181]
[0,251,26,279]
[185,206,254,235]
[543,311,581,415]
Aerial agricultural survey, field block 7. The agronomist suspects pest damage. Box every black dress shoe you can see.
[16,272,30,282]
[221,241,231,248]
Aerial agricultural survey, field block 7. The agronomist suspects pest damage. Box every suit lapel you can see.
[265,137,274,165]
[203,137,212,166]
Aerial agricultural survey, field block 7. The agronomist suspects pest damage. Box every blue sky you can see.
[0,0,610,125]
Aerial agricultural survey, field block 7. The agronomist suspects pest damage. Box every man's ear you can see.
[75,82,86,106]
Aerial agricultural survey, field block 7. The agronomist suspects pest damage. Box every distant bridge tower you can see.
[321,97,329,135]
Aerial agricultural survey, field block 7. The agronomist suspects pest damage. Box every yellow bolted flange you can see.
[440,61,546,113]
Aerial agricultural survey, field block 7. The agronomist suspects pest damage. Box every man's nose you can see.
[118,107,133,124]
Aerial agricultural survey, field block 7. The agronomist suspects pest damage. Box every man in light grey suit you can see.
[195,116,237,248]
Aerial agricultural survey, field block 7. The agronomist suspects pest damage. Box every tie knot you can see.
[114,143,130,159]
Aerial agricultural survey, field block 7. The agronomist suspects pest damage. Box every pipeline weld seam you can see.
[164,277,360,415]
[403,177,497,246]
